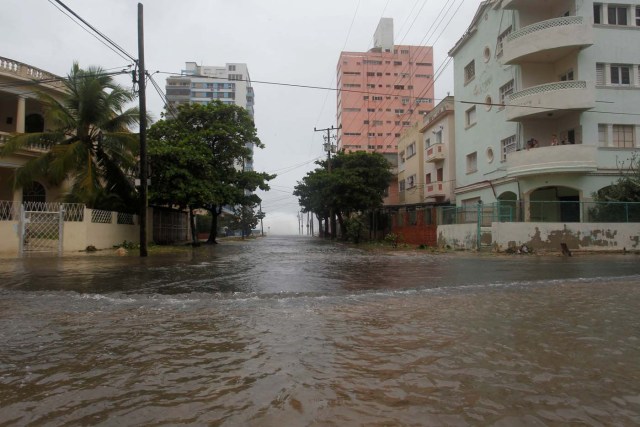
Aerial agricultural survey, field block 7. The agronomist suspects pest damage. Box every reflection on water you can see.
[1,236,639,425]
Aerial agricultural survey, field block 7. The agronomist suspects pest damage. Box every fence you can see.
[441,201,640,225]
[0,201,140,255]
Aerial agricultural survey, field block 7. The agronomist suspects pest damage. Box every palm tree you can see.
[2,62,140,211]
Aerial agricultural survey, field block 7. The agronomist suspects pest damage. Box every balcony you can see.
[425,143,446,163]
[424,181,451,200]
[505,145,597,178]
[502,16,593,65]
[506,80,594,121]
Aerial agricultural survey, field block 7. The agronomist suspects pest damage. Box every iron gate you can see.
[19,205,64,254]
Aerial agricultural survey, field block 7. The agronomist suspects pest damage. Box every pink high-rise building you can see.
[337,18,435,157]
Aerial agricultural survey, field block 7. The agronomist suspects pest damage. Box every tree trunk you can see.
[336,211,345,240]
[189,207,200,246]
[323,215,329,238]
[316,214,324,238]
[206,205,220,244]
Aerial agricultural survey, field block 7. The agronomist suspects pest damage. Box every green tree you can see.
[294,151,392,240]
[1,63,139,211]
[230,203,259,238]
[590,153,640,221]
[148,102,274,245]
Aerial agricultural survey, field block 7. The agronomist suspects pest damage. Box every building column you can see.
[16,96,26,133]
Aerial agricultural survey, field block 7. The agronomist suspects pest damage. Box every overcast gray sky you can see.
[2,0,482,235]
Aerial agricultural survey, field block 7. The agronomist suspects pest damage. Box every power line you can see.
[49,0,137,63]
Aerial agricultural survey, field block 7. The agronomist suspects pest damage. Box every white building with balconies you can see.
[448,0,640,222]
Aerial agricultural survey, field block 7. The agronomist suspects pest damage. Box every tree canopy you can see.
[294,151,392,239]
[1,63,140,211]
[148,101,274,244]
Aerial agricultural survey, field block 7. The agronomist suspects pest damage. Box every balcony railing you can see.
[506,80,595,121]
[502,16,593,64]
[425,143,446,163]
[0,56,65,90]
[505,144,597,177]
[0,131,52,152]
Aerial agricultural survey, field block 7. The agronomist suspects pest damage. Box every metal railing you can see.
[506,16,584,42]
[440,201,640,225]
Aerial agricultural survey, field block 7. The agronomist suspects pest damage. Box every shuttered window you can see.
[596,63,605,85]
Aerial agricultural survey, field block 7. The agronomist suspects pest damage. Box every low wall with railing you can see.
[64,209,138,252]
[0,201,139,255]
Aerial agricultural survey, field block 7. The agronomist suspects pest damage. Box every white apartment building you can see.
[165,62,255,170]
[449,0,640,222]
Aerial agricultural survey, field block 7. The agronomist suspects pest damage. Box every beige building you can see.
[397,96,456,207]
[0,56,68,204]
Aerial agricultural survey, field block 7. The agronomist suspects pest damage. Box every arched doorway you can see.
[22,181,46,205]
[497,191,518,221]
[25,113,44,133]
[529,186,580,222]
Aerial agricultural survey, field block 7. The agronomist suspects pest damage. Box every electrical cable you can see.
[49,0,137,62]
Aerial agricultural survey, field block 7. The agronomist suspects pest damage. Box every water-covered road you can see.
[1,236,639,425]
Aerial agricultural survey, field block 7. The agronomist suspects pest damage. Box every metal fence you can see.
[0,201,85,222]
[441,201,640,225]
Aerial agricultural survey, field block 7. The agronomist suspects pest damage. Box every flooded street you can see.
[1,236,640,426]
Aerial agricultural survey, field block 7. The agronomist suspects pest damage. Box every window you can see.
[425,137,431,147]
[401,97,410,105]
[399,180,406,192]
[499,79,514,105]
[426,173,432,184]
[434,130,442,144]
[403,121,411,126]
[560,69,574,81]
[608,5,628,25]
[637,6,640,26]
[394,85,405,90]
[401,49,410,54]
[416,98,432,104]
[394,61,403,66]
[344,108,361,112]
[464,60,475,84]
[229,65,236,71]
[394,109,404,114]
[466,152,478,173]
[496,26,512,57]
[416,62,432,66]
[598,124,608,145]
[363,60,382,65]
[344,71,361,76]
[437,168,444,182]
[501,135,517,161]
[367,108,375,112]
[594,4,602,24]
[372,96,383,101]
[611,65,631,85]
[596,63,605,85]
[407,175,416,188]
[612,124,634,148]
[343,83,361,88]
[367,72,375,76]
[465,106,477,127]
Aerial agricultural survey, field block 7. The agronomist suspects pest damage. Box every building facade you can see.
[165,62,255,170]
[449,0,640,221]
[0,56,68,205]
[337,18,435,156]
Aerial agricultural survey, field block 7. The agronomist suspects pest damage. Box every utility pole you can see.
[137,3,148,257]
[314,125,340,239]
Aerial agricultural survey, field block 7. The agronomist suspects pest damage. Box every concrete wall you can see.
[493,222,640,252]
[0,207,141,256]
[63,210,139,252]
[0,221,20,256]
[438,223,478,250]
[438,222,640,253]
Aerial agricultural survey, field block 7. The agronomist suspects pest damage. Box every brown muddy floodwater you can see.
[1,236,639,426]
